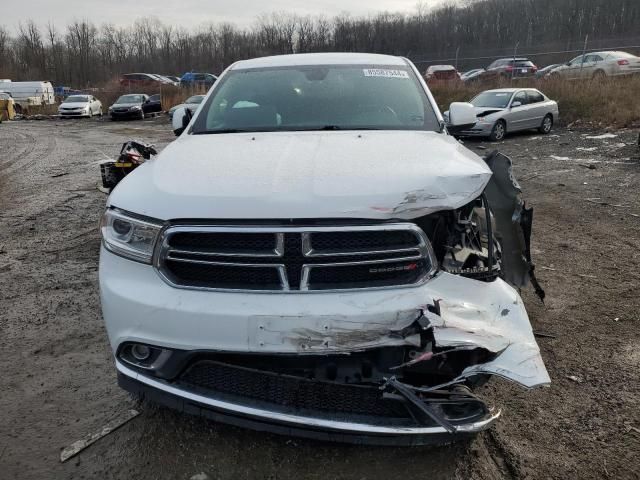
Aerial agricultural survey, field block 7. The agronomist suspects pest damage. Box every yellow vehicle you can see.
[0,92,16,121]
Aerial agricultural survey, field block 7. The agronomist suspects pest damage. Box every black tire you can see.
[538,114,553,134]
[592,70,606,80]
[489,120,506,141]
[139,109,145,120]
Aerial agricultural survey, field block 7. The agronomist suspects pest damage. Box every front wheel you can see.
[539,114,553,134]
[139,110,145,120]
[489,120,506,141]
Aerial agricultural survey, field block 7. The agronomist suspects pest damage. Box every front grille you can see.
[156,224,436,291]
[180,360,411,418]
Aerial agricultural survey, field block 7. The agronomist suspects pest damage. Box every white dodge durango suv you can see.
[99,53,549,445]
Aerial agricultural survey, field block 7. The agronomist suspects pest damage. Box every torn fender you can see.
[427,273,550,389]
[483,151,545,300]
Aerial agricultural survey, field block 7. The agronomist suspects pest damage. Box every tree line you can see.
[1,0,639,86]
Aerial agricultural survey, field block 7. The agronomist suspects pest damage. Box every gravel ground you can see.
[0,117,639,479]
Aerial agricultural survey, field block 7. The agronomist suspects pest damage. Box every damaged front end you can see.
[115,151,549,445]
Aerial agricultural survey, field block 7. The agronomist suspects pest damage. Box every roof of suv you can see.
[231,53,408,70]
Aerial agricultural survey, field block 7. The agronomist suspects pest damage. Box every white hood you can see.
[108,130,492,221]
[60,102,88,109]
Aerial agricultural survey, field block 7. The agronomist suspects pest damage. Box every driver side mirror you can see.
[446,102,476,133]
[511,101,522,108]
[172,107,193,136]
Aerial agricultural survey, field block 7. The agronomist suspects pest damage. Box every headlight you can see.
[100,209,163,263]
[108,106,113,111]
[130,106,141,111]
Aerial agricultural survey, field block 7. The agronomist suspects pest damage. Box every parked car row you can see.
[545,51,640,79]
[119,72,218,89]
[449,50,640,84]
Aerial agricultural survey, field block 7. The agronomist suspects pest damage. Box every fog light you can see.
[131,344,151,361]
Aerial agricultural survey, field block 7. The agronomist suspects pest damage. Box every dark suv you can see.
[481,58,538,80]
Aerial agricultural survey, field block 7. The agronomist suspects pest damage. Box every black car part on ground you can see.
[100,140,157,191]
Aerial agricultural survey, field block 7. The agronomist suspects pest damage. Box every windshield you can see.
[116,95,143,104]
[191,64,439,134]
[65,95,89,103]
[471,91,513,108]
[186,95,205,104]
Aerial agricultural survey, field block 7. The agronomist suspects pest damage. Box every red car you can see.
[424,65,462,85]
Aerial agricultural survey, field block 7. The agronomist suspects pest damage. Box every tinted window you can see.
[470,91,513,108]
[192,65,439,133]
[512,91,528,105]
[527,91,544,103]
[116,94,143,103]
[65,95,89,102]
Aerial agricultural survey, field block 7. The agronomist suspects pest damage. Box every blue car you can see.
[180,72,217,88]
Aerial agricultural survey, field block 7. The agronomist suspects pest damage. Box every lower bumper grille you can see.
[180,360,411,418]
[156,224,436,292]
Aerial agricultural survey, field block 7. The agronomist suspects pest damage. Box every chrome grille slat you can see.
[155,224,437,292]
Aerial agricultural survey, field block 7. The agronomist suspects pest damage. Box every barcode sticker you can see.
[363,69,410,79]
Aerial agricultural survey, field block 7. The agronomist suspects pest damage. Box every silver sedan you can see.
[446,88,559,141]
[549,51,640,80]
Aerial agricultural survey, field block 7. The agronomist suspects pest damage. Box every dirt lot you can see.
[1,117,639,479]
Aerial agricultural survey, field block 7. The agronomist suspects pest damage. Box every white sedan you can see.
[58,95,103,118]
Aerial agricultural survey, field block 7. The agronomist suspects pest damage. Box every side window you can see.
[527,91,544,103]
[512,91,528,106]
[593,55,603,62]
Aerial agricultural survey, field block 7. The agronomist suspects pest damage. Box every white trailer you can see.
[0,81,55,111]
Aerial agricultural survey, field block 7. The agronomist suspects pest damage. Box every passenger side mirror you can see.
[511,101,522,108]
[172,107,193,136]
[446,102,476,133]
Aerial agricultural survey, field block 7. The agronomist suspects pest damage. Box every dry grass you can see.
[430,75,640,127]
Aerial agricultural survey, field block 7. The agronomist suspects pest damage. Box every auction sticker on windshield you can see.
[363,69,409,79]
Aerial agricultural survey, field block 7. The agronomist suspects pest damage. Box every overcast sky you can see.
[5,0,441,30]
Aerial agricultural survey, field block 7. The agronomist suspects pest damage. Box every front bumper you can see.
[101,246,548,442]
[59,110,89,117]
[117,361,500,445]
[457,122,494,137]
[109,109,142,119]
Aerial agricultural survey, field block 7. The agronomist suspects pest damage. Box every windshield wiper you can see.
[193,128,261,135]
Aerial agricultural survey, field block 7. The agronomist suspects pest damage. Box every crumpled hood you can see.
[474,106,505,117]
[109,130,492,220]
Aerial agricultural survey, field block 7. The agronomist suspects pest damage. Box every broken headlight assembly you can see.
[100,208,163,263]
[413,195,501,282]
